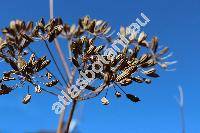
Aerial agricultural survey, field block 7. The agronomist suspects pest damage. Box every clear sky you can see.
[0,0,200,133]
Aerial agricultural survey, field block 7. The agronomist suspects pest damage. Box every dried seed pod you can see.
[130,45,140,59]
[101,97,109,105]
[144,78,151,84]
[20,33,34,42]
[122,46,128,56]
[139,54,149,64]
[120,26,126,36]
[9,21,16,30]
[143,68,156,75]
[151,37,158,53]
[115,91,121,98]
[143,68,159,77]
[0,84,12,95]
[131,76,144,83]
[115,66,137,82]
[39,60,51,70]
[23,50,29,55]
[38,18,45,33]
[45,79,59,87]
[70,24,76,34]
[120,78,132,86]
[85,85,96,91]
[139,40,149,47]
[116,54,124,61]
[94,45,104,53]
[48,31,55,42]
[32,26,39,37]
[55,17,63,25]
[96,20,103,26]
[71,57,80,67]
[3,71,12,78]
[126,94,140,103]
[138,32,147,43]
[103,26,111,35]
[158,47,169,56]
[2,77,15,81]
[88,20,96,33]
[17,56,27,69]
[29,53,35,64]
[88,38,95,45]
[129,32,137,42]
[26,21,34,32]
[22,94,31,104]
[35,85,42,93]
[54,25,63,36]
[160,63,168,69]
[141,59,156,68]
[46,72,52,79]
[86,45,95,55]
[6,59,19,71]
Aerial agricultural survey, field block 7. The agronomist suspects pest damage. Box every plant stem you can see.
[65,100,77,133]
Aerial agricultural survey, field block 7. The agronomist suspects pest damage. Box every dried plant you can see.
[0,1,175,132]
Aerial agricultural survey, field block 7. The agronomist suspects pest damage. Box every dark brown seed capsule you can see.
[94,45,104,53]
[46,72,52,79]
[158,47,169,56]
[72,57,80,67]
[45,79,59,87]
[120,78,132,86]
[20,33,34,42]
[86,45,95,55]
[131,76,144,83]
[0,84,12,95]
[26,21,34,32]
[126,94,140,103]
[22,94,31,104]
[139,54,148,64]
[115,91,121,98]
[88,20,96,33]
[101,97,109,105]
[143,68,156,75]
[85,85,96,91]
[151,37,158,53]
[141,59,156,68]
[29,54,35,64]
[144,78,151,84]
[143,68,159,78]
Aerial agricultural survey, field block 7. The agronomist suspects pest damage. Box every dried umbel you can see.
[0,16,175,105]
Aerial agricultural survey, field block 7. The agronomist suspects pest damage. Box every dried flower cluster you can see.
[0,16,173,105]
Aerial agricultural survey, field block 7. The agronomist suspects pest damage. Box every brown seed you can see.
[35,85,42,93]
[132,76,144,83]
[22,94,31,104]
[139,54,148,64]
[151,37,158,52]
[115,91,121,98]
[45,79,59,87]
[72,57,80,67]
[126,94,140,103]
[0,84,12,95]
[101,97,109,105]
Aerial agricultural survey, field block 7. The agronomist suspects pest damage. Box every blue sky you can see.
[0,0,200,133]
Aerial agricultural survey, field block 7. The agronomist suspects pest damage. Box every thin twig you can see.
[54,39,72,79]
[43,39,69,85]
